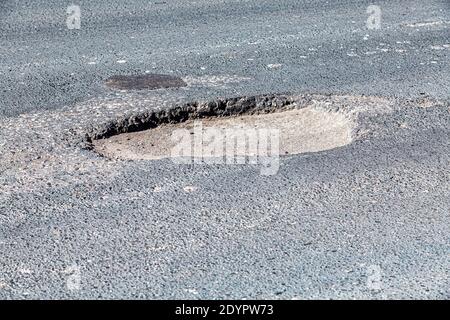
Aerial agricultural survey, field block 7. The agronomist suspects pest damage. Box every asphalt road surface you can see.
[0,0,449,299]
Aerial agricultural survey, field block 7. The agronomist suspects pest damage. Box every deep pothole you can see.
[90,94,355,161]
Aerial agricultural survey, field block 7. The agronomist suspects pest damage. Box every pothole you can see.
[105,74,187,90]
[91,95,354,161]
[94,108,353,160]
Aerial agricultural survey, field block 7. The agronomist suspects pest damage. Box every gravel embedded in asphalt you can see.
[0,0,449,299]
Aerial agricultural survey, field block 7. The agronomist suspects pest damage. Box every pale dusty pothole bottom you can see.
[93,108,354,160]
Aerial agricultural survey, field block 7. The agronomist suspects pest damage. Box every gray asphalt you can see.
[0,0,449,299]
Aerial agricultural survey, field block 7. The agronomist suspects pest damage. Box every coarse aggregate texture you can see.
[0,0,449,299]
